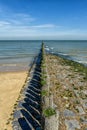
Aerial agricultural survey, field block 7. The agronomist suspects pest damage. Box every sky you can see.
[0,0,87,40]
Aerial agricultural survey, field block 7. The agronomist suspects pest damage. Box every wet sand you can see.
[0,71,28,130]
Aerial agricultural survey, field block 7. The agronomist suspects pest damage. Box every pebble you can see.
[65,119,80,130]
[81,99,87,109]
[82,90,87,95]
[74,90,80,98]
[65,103,70,108]
[80,117,87,124]
[63,109,75,117]
[63,96,68,100]
[76,106,85,115]
[12,120,21,130]
[13,110,22,119]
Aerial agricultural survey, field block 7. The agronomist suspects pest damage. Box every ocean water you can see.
[0,40,41,72]
[44,40,87,66]
[0,40,87,72]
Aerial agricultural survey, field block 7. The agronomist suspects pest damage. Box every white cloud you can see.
[9,13,35,25]
[0,10,36,25]
[30,24,56,28]
[0,23,56,37]
[0,24,87,39]
[0,21,10,27]
[15,13,35,22]
[0,7,60,37]
[0,21,87,40]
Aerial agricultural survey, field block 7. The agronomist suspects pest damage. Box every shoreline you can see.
[45,46,87,67]
[0,63,30,73]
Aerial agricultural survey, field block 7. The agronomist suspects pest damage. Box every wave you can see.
[45,47,87,66]
[0,53,36,60]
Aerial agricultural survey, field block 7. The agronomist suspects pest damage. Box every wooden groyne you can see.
[12,43,59,130]
[12,45,43,130]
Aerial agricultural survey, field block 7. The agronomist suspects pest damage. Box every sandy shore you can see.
[0,71,28,130]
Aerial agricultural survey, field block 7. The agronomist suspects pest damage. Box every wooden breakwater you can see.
[12,44,43,130]
[12,42,59,130]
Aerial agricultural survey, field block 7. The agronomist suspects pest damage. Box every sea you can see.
[0,40,87,72]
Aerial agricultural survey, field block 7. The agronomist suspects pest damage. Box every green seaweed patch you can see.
[41,65,46,68]
[62,58,87,80]
[42,71,47,74]
[43,107,56,117]
[41,90,48,96]
[41,79,46,86]
[41,75,47,79]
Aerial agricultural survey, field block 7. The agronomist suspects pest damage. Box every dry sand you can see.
[0,71,28,130]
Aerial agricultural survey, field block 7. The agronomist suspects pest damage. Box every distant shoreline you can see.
[0,39,87,41]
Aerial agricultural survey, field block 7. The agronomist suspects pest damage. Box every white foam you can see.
[2,64,17,66]
[45,48,50,51]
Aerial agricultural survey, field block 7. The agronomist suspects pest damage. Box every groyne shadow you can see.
[13,48,43,130]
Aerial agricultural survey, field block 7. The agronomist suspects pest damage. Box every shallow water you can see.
[0,40,87,72]
[44,40,87,65]
[0,40,41,72]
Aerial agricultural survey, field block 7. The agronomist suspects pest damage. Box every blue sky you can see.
[0,0,87,39]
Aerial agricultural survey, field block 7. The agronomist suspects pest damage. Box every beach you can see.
[0,40,87,130]
[0,45,86,130]
[0,71,28,130]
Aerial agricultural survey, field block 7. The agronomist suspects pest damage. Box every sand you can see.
[0,71,28,130]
